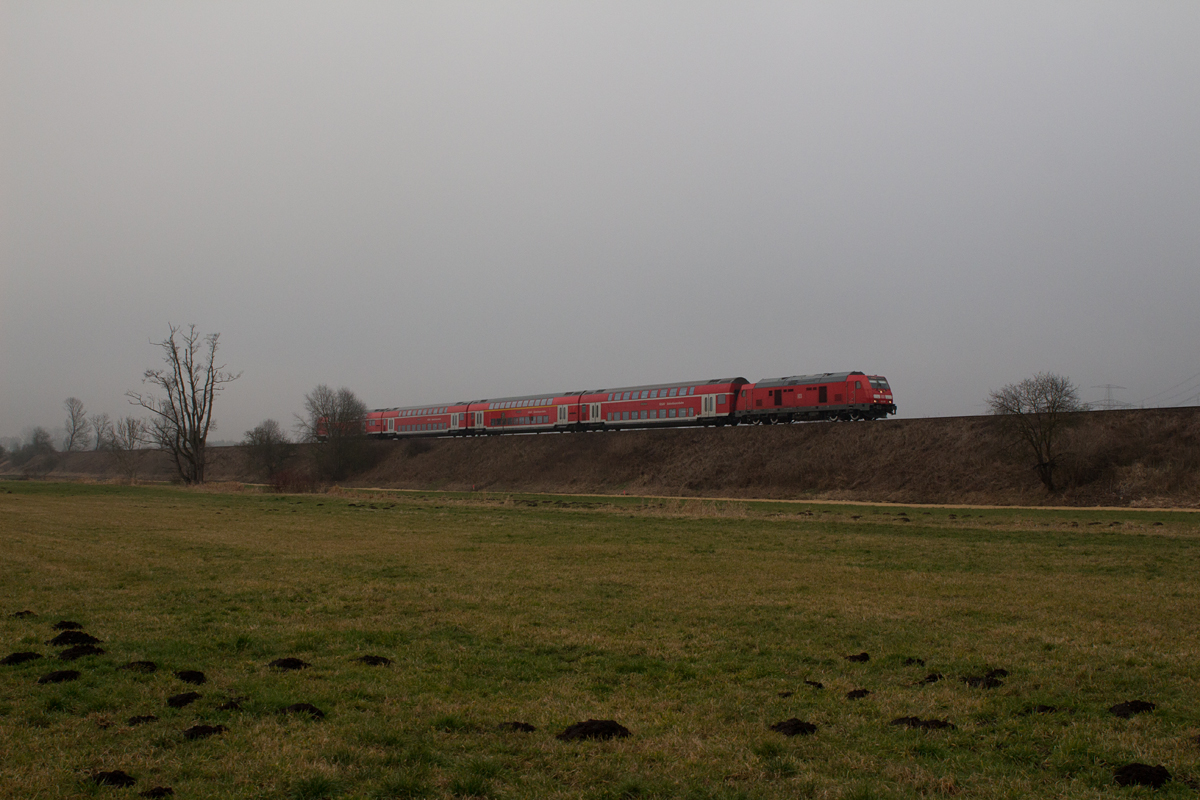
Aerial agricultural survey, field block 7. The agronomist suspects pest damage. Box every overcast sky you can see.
[3,1,1199,444]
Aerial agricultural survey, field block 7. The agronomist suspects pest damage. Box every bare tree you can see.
[11,427,59,477]
[63,398,91,451]
[242,419,295,480]
[104,416,151,482]
[90,413,113,450]
[127,324,240,484]
[296,385,368,481]
[987,372,1087,492]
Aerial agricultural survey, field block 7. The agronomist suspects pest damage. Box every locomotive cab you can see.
[739,371,896,423]
[863,375,896,418]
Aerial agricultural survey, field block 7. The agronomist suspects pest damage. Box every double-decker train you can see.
[359,371,894,439]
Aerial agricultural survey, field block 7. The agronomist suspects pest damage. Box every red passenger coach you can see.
[740,372,895,423]
[468,392,580,434]
[366,402,470,438]
[582,378,748,430]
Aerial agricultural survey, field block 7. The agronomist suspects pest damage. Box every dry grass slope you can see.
[6,407,1199,506]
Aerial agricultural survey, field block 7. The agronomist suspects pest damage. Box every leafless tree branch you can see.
[987,372,1087,492]
[126,324,240,484]
[63,398,91,452]
[296,385,368,481]
[104,416,151,482]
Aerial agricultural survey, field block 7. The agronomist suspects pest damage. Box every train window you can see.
[638,391,646,399]
[649,390,657,398]
[688,387,695,395]
[666,388,675,397]
[669,408,677,417]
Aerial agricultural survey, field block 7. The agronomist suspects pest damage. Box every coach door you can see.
[701,394,716,418]
[590,403,601,423]
[451,413,461,431]
[557,405,568,424]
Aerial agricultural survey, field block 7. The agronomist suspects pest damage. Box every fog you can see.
[4,2,1199,444]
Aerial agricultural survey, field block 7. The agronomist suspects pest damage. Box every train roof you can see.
[369,402,468,413]
[586,377,747,394]
[477,391,583,405]
[755,371,866,388]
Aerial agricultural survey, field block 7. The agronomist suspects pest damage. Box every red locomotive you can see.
[359,371,894,438]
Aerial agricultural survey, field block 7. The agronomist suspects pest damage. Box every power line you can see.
[1090,384,1133,411]
[1138,369,1200,406]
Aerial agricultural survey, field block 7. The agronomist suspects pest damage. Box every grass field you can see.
[1,482,1198,799]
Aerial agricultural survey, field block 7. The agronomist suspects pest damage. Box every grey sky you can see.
[3,1,1199,443]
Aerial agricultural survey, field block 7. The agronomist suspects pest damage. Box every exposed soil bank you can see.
[6,408,1199,507]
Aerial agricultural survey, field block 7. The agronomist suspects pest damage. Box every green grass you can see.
[1,482,1199,798]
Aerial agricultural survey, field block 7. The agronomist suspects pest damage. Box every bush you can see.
[270,469,319,494]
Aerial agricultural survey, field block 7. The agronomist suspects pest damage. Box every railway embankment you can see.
[6,407,1199,507]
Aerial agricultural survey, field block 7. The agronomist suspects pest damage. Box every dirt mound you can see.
[183,724,228,740]
[804,680,824,689]
[844,652,869,663]
[91,770,136,788]
[986,668,1009,678]
[38,669,80,684]
[120,661,157,673]
[770,718,818,736]
[128,715,158,726]
[902,657,925,666]
[846,689,871,700]
[1114,763,1171,788]
[59,645,105,660]
[140,787,174,798]
[268,658,310,671]
[53,620,82,630]
[499,721,537,732]
[174,670,206,685]
[47,631,101,646]
[218,697,248,711]
[281,703,325,719]
[11,610,37,618]
[918,673,943,685]
[1,651,42,666]
[777,691,793,698]
[1110,700,1155,718]
[354,655,392,666]
[962,675,1003,689]
[890,717,955,730]
[557,719,631,741]
[167,692,201,708]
